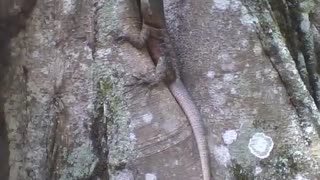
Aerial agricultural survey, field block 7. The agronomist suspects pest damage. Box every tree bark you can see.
[1,0,320,179]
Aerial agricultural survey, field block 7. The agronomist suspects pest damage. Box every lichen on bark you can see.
[237,0,320,178]
[90,1,138,178]
[242,0,320,139]
[90,76,135,178]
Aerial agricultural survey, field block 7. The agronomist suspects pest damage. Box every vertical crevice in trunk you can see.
[242,0,320,136]
[269,0,311,91]
[268,0,320,108]
[89,80,110,180]
[0,1,37,179]
[0,99,9,180]
[88,1,110,179]
[289,0,320,109]
[0,19,13,180]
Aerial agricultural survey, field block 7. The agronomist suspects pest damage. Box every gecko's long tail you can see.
[168,79,211,180]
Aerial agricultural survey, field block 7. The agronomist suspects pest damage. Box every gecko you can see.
[115,0,211,179]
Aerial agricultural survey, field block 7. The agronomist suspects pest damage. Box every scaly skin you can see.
[169,80,211,180]
[116,0,211,179]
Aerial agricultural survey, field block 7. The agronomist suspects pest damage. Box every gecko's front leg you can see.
[114,25,169,88]
[112,0,169,88]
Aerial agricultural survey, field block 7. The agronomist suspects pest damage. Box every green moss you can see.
[96,0,119,45]
[271,145,307,179]
[96,78,123,122]
[253,144,311,179]
[98,79,113,97]
[94,77,135,175]
[231,160,254,180]
[60,142,97,180]
[298,0,315,13]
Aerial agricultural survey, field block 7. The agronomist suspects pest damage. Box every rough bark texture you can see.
[1,0,320,180]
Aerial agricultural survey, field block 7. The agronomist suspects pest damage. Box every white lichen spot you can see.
[272,88,279,94]
[79,63,89,71]
[240,6,259,27]
[305,126,314,134]
[96,48,112,59]
[255,71,262,79]
[230,0,241,11]
[213,145,231,167]
[218,53,231,61]
[248,132,274,159]
[210,92,227,106]
[63,0,74,14]
[300,14,310,33]
[214,84,223,90]
[113,170,134,180]
[253,43,262,55]
[293,150,303,157]
[218,54,237,71]
[145,173,157,180]
[240,39,249,49]
[223,74,234,82]
[230,88,237,94]
[254,166,263,175]
[294,174,308,180]
[207,71,216,78]
[212,0,230,10]
[84,45,94,59]
[222,129,238,145]
[129,133,136,141]
[40,67,49,75]
[32,50,40,57]
[142,113,153,124]
[310,143,320,158]
[263,68,272,75]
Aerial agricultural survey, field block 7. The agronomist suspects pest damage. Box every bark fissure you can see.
[87,2,110,179]
[46,74,68,179]
[289,0,320,109]
[0,1,37,179]
[243,0,320,137]
[0,100,9,180]
[89,1,101,58]
[88,84,109,179]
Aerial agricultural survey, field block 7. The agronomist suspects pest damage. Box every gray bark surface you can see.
[1,0,320,179]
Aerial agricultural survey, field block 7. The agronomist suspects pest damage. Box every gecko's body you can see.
[117,0,211,179]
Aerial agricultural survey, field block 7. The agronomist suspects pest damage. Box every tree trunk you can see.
[1,0,320,179]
